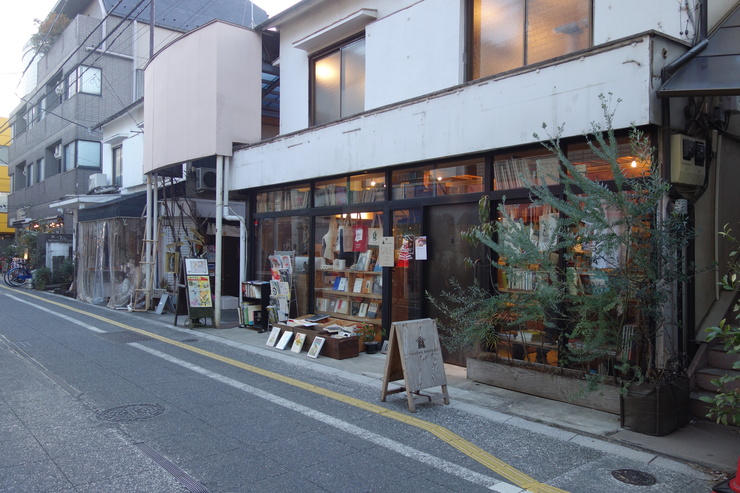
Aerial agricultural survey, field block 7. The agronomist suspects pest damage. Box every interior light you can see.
[631,160,638,168]
[370,181,376,187]
[437,176,443,181]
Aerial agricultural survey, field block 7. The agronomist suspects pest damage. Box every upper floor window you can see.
[67,65,102,99]
[0,192,7,213]
[311,36,365,126]
[112,145,123,187]
[63,140,101,171]
[470,0,591,80]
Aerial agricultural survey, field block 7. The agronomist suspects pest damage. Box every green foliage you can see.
[30,13,71,54]
[430,94,694,389]
[700,225,740,426]
[59,259,75,283]
[358,324,378,343]
[33,266,52,291]
[6,230,39,267]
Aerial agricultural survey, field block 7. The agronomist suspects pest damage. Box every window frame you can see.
[309,33,366,126]
[66,65,102,99]
[467,0,593,81]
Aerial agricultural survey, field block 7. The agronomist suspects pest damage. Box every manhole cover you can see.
[611,469,657,486]
[97,404,165,422]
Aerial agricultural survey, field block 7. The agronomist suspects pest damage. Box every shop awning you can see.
[659,5,740,97]
[76,192,147,222]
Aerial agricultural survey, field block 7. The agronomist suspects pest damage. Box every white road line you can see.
[5,294,106,333]
[130,342,527,493]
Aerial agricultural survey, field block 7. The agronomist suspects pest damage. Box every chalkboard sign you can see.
[380,318,449,412]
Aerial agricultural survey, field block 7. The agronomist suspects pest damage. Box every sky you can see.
[0,0,300,117]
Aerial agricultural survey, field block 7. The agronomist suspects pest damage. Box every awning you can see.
[659,5,740,97]
[76,192,147,222]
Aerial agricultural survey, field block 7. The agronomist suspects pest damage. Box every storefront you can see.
[247,130,648,366]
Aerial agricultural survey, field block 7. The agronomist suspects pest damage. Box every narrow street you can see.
[0,286,721,492]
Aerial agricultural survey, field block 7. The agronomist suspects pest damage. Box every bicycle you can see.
[4,259,33,288]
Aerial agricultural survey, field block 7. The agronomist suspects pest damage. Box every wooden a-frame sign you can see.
[380,318,450,412]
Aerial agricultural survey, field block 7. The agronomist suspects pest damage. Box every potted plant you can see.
[358,324,381,354]
[429,95,695,434]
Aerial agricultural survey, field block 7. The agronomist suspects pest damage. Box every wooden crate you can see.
[274,322,359,360]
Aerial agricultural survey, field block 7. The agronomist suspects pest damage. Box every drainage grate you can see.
[611,469,657,486]
[136,442,210,493]
[97,404,165,422]
[97,331,154,344]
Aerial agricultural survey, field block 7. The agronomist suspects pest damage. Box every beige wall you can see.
[143,21,262,173]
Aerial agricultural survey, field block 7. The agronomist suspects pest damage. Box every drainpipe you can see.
[215,155,224,326]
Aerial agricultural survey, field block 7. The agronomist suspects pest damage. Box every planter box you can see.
[620,378,690,436]
[466,357,620,414]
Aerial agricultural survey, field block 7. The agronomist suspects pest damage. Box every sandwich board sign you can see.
[380,318,449,412]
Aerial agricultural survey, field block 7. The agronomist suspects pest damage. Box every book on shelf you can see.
[290,332,307,353]
[328,299,337,313]
[358,303,369,318]
[305,313,330,323]
[336,299,349,314]
[337,277,349,291]
[350,302,360,317]
[367,302,379,319]
[363,278,373,293]
[307,337,325,358]
[352,278,364,293]
[332,277,342,290]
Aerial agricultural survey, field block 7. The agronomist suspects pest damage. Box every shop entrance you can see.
[424,203,490,366]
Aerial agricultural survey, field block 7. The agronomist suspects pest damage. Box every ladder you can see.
[132,237,157,311]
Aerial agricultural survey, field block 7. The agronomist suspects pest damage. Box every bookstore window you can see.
[493,148,560,191]
[311,36,365,126]
[392,159,484,199]
[256,184,311,213]
[470,0,591,80]
[255,216,311,316]
[495,201,560,365]
[568,136,650,181]
[314,212,383,330]
[349,172,385,204]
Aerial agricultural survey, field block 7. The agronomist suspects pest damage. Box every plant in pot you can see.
[430,95,695,435]
[359,324,381,354]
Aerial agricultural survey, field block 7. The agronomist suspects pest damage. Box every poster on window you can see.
[378,237,395,267]
[414,236,428,260]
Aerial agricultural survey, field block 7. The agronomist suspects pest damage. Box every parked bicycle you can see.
[4,259,33,288]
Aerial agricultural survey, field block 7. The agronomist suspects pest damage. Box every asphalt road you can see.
[0,286,718,492]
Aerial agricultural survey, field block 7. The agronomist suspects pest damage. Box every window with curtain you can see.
[112,146,123,186]
[470,0,591,80]
[311,36,365,125]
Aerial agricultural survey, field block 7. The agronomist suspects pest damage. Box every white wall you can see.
[232,35,666,189]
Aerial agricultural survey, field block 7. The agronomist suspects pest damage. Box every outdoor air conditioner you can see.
[195,168,217,191]
[670,134,706,186]
[53,145,62,159]
[89,173,107,191]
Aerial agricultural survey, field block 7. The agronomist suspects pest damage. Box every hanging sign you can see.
[415,236,428,260]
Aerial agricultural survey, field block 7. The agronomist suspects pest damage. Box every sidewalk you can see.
[170,309,739,476]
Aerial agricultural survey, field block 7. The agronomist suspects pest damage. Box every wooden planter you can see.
[619,377,690,436]
[466,357,621,414]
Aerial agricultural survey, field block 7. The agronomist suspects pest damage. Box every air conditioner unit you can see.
[89,173,107,191]
[53,145,62,159]
[195,168,217,191]
[670,134,706,186]
[55,84,64,95]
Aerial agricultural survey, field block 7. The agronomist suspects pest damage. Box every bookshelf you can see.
[241,281,270,332]
[314,268,382,328]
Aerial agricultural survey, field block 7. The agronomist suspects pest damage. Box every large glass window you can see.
[568,137,650,181]
[392,159,484,199]
[312,37,365,125]
[493,148,560,191]
[63,144,75,172]
[36,158,44,183]
[471,0,591,80]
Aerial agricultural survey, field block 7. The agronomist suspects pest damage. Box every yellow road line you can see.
[2,287,569,493]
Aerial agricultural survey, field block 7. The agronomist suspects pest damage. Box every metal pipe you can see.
[215,155,224,326]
